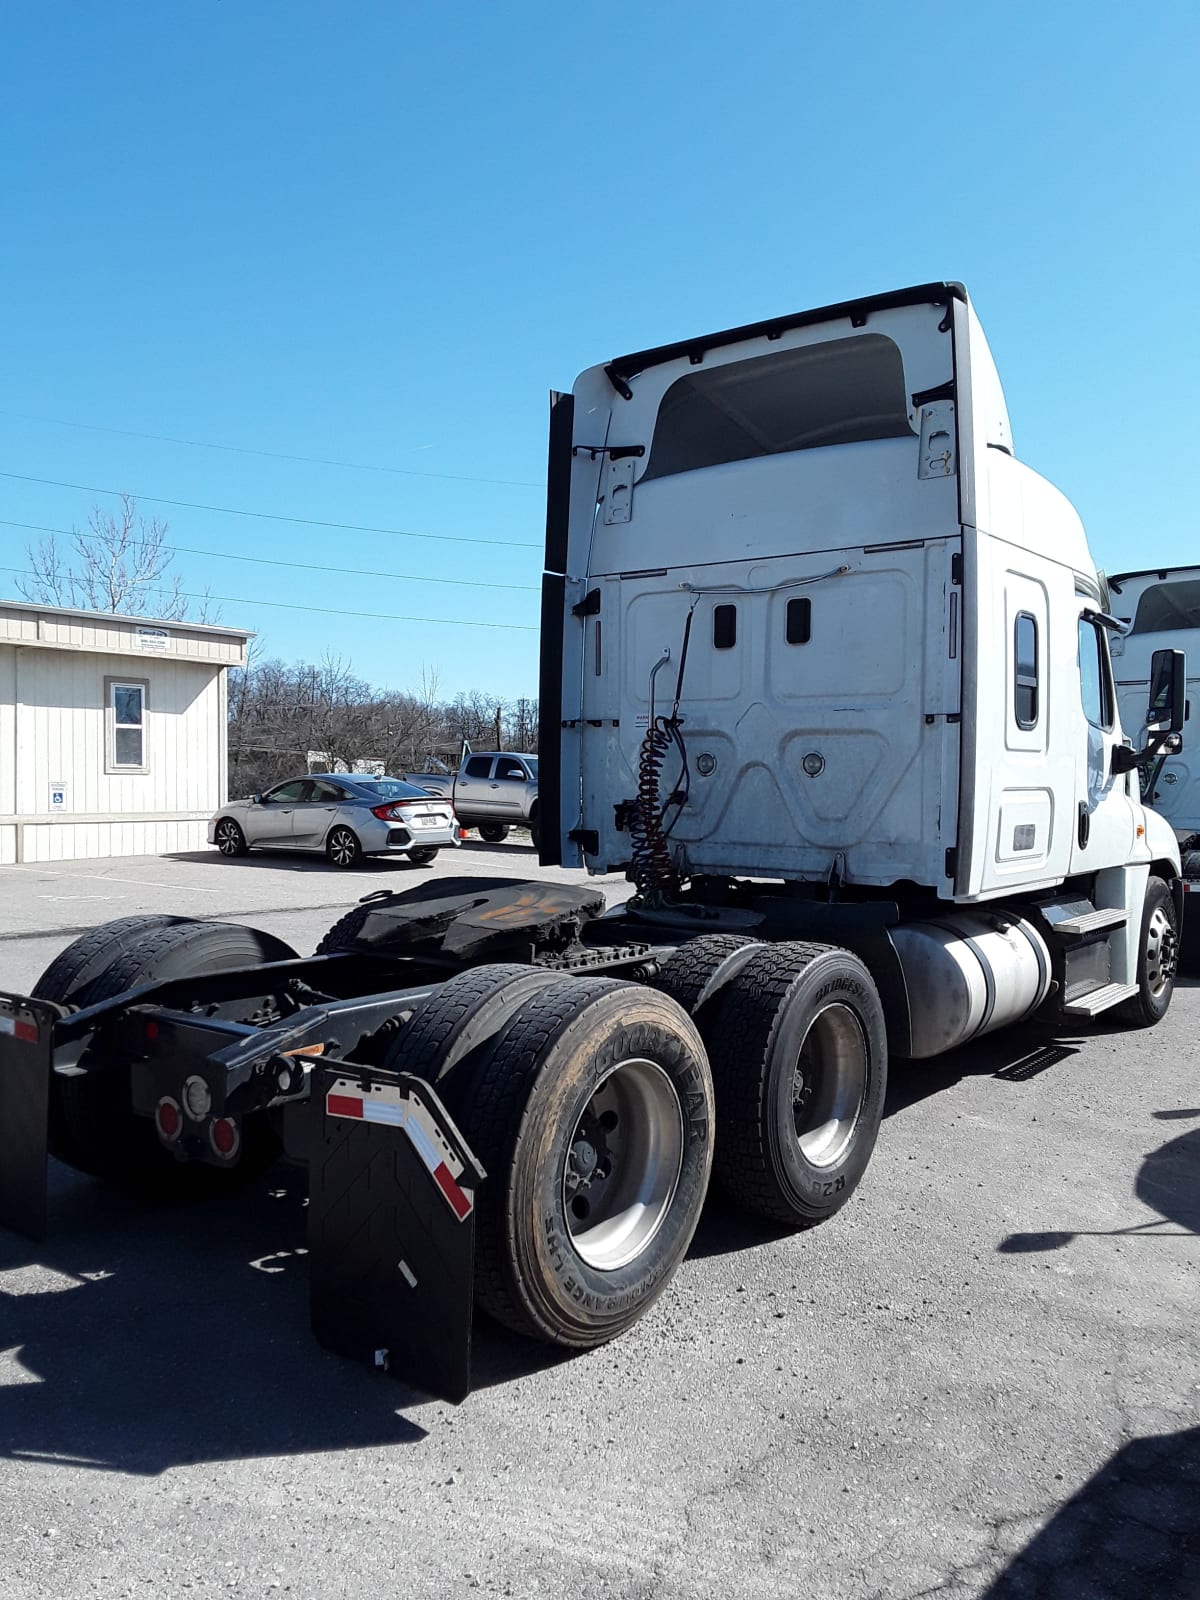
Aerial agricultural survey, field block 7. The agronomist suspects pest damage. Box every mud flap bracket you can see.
[308,1065,484,1405]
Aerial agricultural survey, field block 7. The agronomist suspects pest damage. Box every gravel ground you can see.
[0,850,1196,1599]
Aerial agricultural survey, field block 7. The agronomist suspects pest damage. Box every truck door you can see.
[1069,609,1136,871]
[491,757,530,818]
[457,755,498,815]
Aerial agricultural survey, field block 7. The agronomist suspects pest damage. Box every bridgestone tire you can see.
[37,919,298,1191]
[478,824,510,844]
[703,942,888,1227]
[1114,876,1179,1027]
[651,933,763,1019]
[378,964,561,1105]
[407,846,439,865]
[455,978,714,1347]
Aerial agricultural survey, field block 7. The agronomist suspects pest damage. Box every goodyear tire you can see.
[455,978,714,1347]
[35,918,297,1191]
[651,933,762,1019]
[702,942,887,1227]
[1115,876,1179,1026]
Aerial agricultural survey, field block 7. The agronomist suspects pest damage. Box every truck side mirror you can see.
[1148,648,1186,734]
[1114,646,1188,777]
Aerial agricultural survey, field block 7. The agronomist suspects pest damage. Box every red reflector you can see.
[14,1019,39,1044]
[210,1117,239,1157]
[155,1098,182,1141]
[146,1021,159,1042]
[327,1092,364,1120]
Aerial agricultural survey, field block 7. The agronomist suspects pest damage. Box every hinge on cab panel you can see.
[572,588,601,618]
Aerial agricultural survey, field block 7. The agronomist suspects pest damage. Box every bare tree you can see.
[18,494,217,620]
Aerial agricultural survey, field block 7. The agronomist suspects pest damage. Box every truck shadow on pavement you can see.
[0,1164,570,1476]
[977,1425,1200,1599]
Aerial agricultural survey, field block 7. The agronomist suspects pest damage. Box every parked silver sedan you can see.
[208,773,461,869]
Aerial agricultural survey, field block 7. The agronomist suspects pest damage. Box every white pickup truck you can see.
[405,751,540,846]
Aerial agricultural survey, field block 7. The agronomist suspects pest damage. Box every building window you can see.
[1014,613,1038,729]
[106,678,149,773]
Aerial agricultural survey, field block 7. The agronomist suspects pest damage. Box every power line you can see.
[0,471,543,550]
[0,568,538,633]
[0,407,545,489]
[0,518,540,594]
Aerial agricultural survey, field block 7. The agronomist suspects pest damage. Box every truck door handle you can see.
[490,783,499,789]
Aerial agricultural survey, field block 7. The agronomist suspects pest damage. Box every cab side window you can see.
[465,756,494,779]
[1078,618,1113,731]
[496,761,526,781]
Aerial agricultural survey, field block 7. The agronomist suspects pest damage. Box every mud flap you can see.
[0,994,57,1239]
[308,1066,485,1404]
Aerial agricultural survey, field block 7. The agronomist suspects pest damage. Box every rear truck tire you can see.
[32,915,182,1007]
[36,918,298,1192]
[528,810,540,851]
[1114,876,1179,1027]
[214,818,249,857]
[650,933,763,1019]
[326,826,361,869]
[701,942,888,1228]
[378,964,561,1103]
[407,845,439,865]
[478,823,510,844]
[453,978,714,1347]
[1181,849,1200,879]
[314,902,374,954]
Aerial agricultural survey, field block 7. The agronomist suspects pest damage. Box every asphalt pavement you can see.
[0,847,1196,1599]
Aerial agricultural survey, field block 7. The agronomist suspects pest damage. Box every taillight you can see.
[155,1097,183,1143]
[209,1116,241,1160]
[371,799,439,821]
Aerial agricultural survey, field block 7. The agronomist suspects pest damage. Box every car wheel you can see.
[326,826,362,869]
[214,818,248,857]
[479,823,510,844]
[407,846,439,865]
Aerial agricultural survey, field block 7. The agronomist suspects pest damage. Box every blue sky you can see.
[3,1,1196,700]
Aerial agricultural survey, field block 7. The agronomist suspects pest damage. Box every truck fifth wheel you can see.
[0,282,1187,1401]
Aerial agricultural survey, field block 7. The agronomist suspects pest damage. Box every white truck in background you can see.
[0,281,1187,1404]
[1108,564,1200,955]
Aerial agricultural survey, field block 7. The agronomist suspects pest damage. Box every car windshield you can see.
[524,758,538,777]
[349,777,432,802]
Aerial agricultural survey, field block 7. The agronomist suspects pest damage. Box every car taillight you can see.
[371,799,440,821]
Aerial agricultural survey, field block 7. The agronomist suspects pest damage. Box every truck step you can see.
[1054,907,1128,938]
[1063,981,1139,1018]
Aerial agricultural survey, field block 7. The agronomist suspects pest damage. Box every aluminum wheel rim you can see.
[563,1057,684,1272]
[216,822,241,855]
[791,1002,868,1168]
[329,830,356,866]
[1145,904,1176,997]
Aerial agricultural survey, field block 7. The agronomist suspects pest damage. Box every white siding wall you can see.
[0,646,14,865]
[1,646,226,863]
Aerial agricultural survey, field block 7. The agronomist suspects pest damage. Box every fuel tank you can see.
[890,910,1052,1059]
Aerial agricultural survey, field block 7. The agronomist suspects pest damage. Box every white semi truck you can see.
[0,282,1186,1402]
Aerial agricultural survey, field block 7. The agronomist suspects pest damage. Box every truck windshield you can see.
[1129,580,1200,635]
[642,333,914,482]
